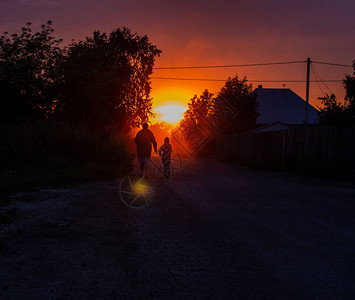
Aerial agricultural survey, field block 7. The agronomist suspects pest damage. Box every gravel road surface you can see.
[1,159,354,299]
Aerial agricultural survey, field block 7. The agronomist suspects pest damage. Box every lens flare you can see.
[132,181,146,195]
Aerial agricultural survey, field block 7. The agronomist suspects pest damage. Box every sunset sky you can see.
[1,0,354,122]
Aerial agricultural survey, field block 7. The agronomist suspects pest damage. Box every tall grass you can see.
[0,121,133,195]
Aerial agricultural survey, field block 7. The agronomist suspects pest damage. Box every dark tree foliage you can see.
[0,23,161,131]
[214,75,259,133]
[58,28,161,131]
[318,60,355,126]
[181,77,259,133]
[0,21,63,124]
[317,93,348,125]
[182,89,214,125]
[343,59,355,116]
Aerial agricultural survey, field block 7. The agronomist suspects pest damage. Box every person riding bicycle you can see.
[134,122,157,177]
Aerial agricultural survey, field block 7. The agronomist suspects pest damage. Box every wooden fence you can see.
[217,126,355,176]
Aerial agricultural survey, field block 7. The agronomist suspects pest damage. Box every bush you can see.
[0,121,133,194]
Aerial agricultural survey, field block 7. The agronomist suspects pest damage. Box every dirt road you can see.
[1,159,354,299]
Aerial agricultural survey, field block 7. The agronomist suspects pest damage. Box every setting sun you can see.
[150,89,192,125]
[153,104,187,124]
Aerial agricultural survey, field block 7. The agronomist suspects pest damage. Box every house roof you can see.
[246,122,291,134]
[253,88,319,124]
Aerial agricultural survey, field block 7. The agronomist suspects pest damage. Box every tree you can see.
[343,59,355,116]
[58,28,161,131]
[182,89,214,125]
[317,93,348,125]
[0,21,63,124]
[317,60,355,126]
[213,75,259,133]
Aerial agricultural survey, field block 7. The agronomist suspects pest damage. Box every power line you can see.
[312,61,353,68]
[311,65,325,96]
[311,64,334,94]
[151,77,225,81]
[151,76,342,83]
[153,60,306,70]
[154,60,353,70]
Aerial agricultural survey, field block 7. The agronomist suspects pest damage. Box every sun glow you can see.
[153,104,187,124]
[150,88,191,124]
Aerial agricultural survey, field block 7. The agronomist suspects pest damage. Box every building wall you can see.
[254,88,319,124]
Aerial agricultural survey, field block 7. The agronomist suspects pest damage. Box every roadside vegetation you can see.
[0,22,161,195]
[0,122,133,194]
[317,61,355,126]
[181,76,259,134]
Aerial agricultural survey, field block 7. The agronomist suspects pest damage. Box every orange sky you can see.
[150,58,351,123]
[1,0,354,123]
[150,53,351,108]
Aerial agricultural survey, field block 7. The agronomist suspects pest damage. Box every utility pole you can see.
[305,57,311,124]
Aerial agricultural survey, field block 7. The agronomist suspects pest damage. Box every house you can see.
[247,121,293,134]
[253,87,319,125]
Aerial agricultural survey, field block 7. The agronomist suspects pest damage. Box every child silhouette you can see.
[158,137,172,180]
